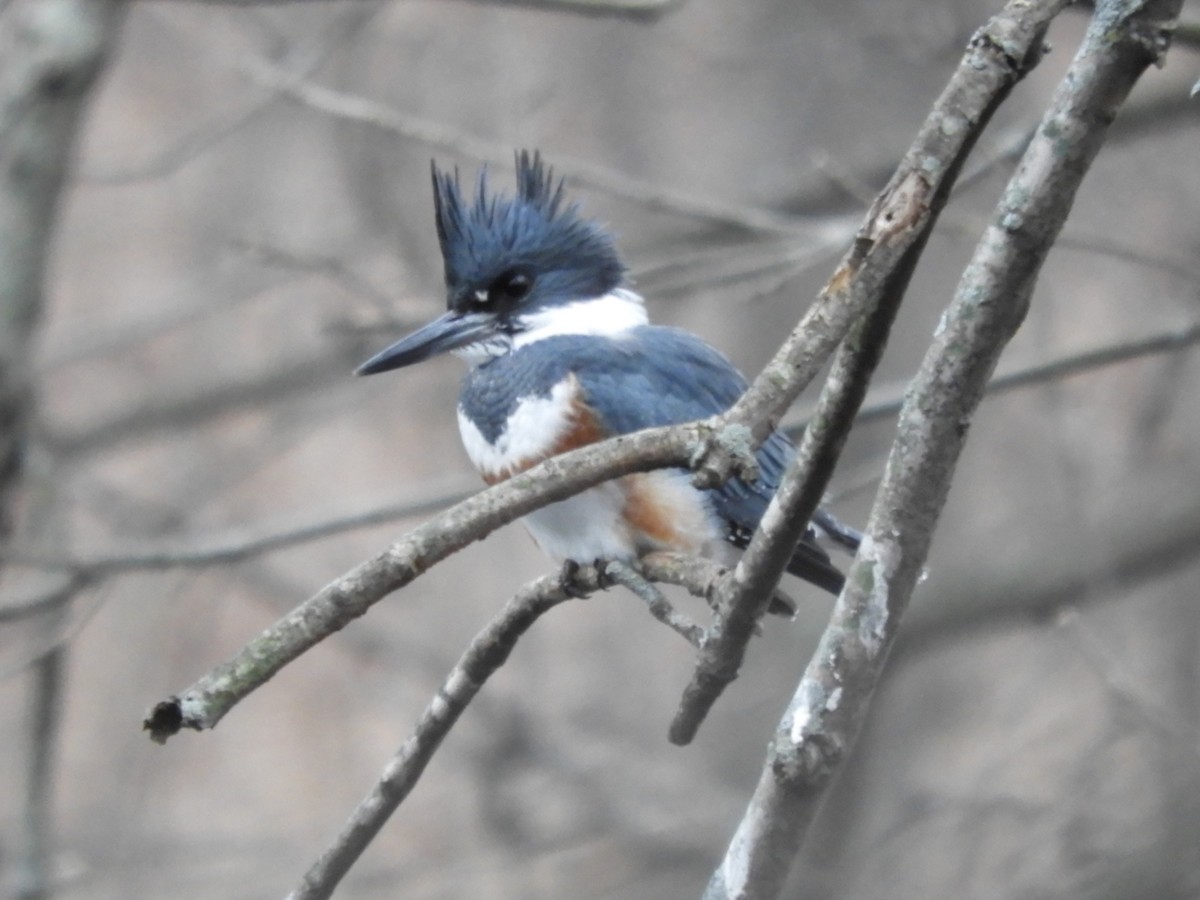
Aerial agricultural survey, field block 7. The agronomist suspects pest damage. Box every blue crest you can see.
[431,151,625,310]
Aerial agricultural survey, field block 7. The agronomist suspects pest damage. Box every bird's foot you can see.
[558,558,615,598]
[592,558,614,590]
[558,560,591,599]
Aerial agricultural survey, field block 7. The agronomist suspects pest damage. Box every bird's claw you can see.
[558,558,615,598]
[593,558,614,590]
[558,560,591,599]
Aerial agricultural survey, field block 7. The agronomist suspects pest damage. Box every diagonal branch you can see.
[668,0,1066,744]
[283,552,719,900]
[670,254,909,744]
[703,1,1181,896]
[238,54,810,236]
[284,567,588,900]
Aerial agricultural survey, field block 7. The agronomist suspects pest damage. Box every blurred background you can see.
[1,1,1198,897]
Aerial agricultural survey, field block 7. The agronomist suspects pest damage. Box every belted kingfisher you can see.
[358,151,860,602]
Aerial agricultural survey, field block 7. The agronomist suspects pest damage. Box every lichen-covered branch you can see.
[668,0,1069,746]
[143,423,703,741]
[703,1,1180,896]
[670,257,908,745]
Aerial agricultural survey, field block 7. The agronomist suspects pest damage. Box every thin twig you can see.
[0,571,90,623]
[604,560,704,647]
[283,566,592,900]
[0,478,476,572]
[229,236,401,313]
[784,318,1200,433]
[82,7,378,183]
[13,319,1194,582]
[282,550,735,900]
[238,54,812,236]
[44,344,360,455]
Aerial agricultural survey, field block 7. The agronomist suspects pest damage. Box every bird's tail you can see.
[781,509,863,603]
[785,537,848,597]
[812,508,863,554]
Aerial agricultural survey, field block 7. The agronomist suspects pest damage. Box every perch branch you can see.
[284,567,590,900]
[285,551,722,900]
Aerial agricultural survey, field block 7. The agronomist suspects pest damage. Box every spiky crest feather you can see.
[430,151,624,308]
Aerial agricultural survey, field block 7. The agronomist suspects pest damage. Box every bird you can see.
[357,151,860,608]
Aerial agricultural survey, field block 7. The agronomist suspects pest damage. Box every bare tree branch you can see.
[140,0,681,19]
[237,53,817,235]
[604,558,704,647]
[703,1,1180,895]
[786,317,1200,433]
[0,0,121,518]
[669,0,1068,745]
[0,4,124,899]
[283,550,722,900]
[15,648,64,900]
[83,6,379,184]
[670,270,907,744]
[44,343,360,455]
[283,566,587,900]
[141,0,1103,748]
[0,571,89,623]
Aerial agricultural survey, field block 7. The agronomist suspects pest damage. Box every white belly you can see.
[521,481,638,563]
[456,386,723,564]
[521,470,723,564]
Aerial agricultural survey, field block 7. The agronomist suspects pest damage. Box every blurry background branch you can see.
[238,53,829,235]
[0,319,1193,584]
[285,567,587,900]
[141,0,682,19]
[0,4,123,900]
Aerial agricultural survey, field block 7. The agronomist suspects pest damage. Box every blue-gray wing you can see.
[565,326,847,594]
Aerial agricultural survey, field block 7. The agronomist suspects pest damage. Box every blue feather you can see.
[462,325,795,536]
[431,151,625,312]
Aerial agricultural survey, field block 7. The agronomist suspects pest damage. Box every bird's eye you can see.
[486,269,533,305]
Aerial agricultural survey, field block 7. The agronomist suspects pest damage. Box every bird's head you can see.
[357,151,636,376]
